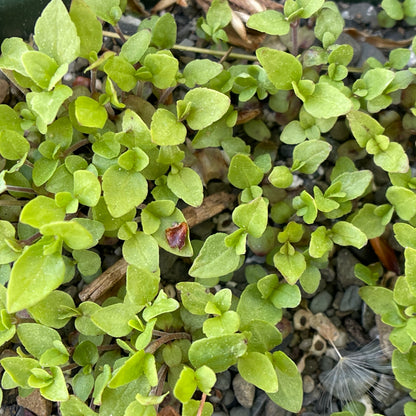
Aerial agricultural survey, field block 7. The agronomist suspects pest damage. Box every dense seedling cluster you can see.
[1,0,416,414]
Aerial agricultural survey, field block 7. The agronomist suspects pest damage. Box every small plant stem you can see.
[219,46,234,64]
[146,332,191,354]
[113,24,127,43]
[152,364,168,412]
[90,69,97,94]
[61,138,90,158]
[61,363,79,372]
[19,232,42,246]
[159,86,177,105]
[24,159,34,168]
[6,185,36,194]
[290,20,300,56]
[196,393,207,416]
[0,199,28,206]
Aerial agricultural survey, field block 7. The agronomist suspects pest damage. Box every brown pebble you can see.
[16,389,52,416]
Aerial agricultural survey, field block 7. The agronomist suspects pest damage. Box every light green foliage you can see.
[247,10,290,36]
[256,48,302,90]
[34,0,80,65]
[1,0,416,414]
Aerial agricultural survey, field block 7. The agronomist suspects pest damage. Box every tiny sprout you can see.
[320,339,391,415]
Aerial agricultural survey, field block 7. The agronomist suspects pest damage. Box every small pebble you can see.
[215,371,232,391]
[230,407,251,416]
[340,285,362,312]
[384,396,413,416]
[264,399,288,416]
[221,389,235,407]
[336,249,359,288]
[232,374,255,408]
[309,290,333,314]
[303,375,315,394]
[251,391,268,416]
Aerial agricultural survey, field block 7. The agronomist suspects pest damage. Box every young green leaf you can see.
[292,140,331,174]
[151,109,187,146]
[102,165,147,218]
[189,233,241,279]
[180,88,230,130]
[69,0,102,59]
[232,197,268,238]
[238,352,279,393]
[188,333,247,373]
[167,167,203,207]
[34,0,80,65]
[247,10,290,35]
[228,153,264,189]
[256,48,302,90]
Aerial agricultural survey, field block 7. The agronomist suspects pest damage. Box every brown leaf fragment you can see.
[151,0,188,13]
[165,222,188,250]
[370,236,400,275]
[344,27,413,49]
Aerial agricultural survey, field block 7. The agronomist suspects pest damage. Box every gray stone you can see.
[233,374,255,408]
[118,14,141,35]
[215,370,232,391]
[336,249,360,288]
[264,399,288,416]
[309,290,333,314]
[252,391,268,416]
[212,413,227,416]
[340,285,362,311]
[230,407,251,416]
[221,389,235,407]
[341,3,378,27]
[357,42,388,68]
[385,396,413,416]
[303,374,315,393]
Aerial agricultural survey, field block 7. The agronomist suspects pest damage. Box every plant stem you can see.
[146,332,191,354]
[197,393,207,416]
[113,24,127,43]
[24,159,34,168]
[152,364,168,412]
[61,138,90,158]
[0,199,28,206]
[6,185,36,194]
[19,232,42,246]
[290,20,300,56]
[91,69,97,94]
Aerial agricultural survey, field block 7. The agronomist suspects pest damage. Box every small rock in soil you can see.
[340,285,362,312]
[230,406,251,416]
[215,370,232,390]
[16,389,52,416]
[357,42,388,67]
[384,396,413,416]
[303,374,315,394]
[232,374,255,408]
[251,391,268,416]
[264,399,288,416]
[336,248,360,288]
[221,389,235,407]
[309,290,333,314]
